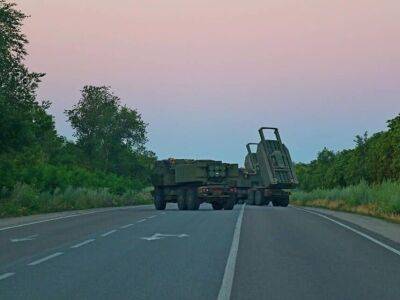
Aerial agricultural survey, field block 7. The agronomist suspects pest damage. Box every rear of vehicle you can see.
[256,127,298,189]
[236,127,298,207]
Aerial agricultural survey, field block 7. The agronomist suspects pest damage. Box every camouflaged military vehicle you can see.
[236,127,298,206]
[151,159,239,210]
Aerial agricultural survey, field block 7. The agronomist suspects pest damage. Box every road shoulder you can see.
[0,205,153,230]
[296,206,400,244]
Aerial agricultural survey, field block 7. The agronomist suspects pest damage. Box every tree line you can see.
[295,114,400,191]
[0,1,155,212]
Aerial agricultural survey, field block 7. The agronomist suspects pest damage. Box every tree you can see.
[295,114,400,191]
[0,0,57,155]
[65,86,149,174]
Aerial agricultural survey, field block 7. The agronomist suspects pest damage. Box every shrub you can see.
[291,180,400,216]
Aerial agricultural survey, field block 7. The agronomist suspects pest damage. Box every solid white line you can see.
[101,230,117,237]
[70,239,95,249]
[28,252,64,266]
[137,219,146,223]
[0,273,15,281]
[0,205,153,232]
[296,207,400,257]
[218,204,245,300]
[120,223,134,229]
[147,215,157,219]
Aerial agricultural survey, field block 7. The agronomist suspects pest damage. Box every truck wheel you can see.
[254,190,266,206]
[223,197,235,210]
[231,194,238,205]
[186,189,199,210]
[177,189,187,210]
[279,195,289,207]
[212,202,223,210]
[246,190,255,205]
[154,188,166,210]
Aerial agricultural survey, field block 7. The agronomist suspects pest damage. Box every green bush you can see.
[0,184,153,218]
[291,180,400,214]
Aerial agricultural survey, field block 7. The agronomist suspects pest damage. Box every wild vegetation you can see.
[0,1,154,217]
[292,115,400,221]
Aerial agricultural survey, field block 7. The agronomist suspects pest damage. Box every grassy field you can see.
[291,181,400,223]
[0,185,153,218]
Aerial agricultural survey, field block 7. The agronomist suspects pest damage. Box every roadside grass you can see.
[291,181,400,223]
[0,184,153,218]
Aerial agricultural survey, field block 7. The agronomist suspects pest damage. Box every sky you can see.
[16,0,400,164]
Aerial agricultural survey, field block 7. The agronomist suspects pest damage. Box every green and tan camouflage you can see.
[152,159,239,210]
[237,127,298,206]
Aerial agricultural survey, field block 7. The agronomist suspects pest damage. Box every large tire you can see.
[154,188,166,210]
[212,202,223,210]
[279,195,289,207]
[177,189,187,210]
[232,194,238,205]
[246,190,255,205]
[272,195,289,207]
[186,189,200,210]
[254,190,266,206]
[223,197,235,210]
[271,197,280,207]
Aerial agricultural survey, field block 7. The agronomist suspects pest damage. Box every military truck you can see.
[236,127,298,206]
[151,159,239,210]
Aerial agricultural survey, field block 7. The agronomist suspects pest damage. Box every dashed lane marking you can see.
[120,224,134,229]
[70,239,95,249]
[0,205,153,232]
[101,230,117,237]
[0,273,15,281]
[28,252,64,266]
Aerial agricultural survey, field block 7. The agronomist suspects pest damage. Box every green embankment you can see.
[291,181,400,223]
[0,185,153,218]
[0,184,152,217]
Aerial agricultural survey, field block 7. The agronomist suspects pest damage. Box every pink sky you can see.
[16,0,400,163]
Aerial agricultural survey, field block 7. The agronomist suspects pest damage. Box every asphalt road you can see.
[0,204,399,299]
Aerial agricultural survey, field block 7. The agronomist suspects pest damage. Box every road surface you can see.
[0,204,399,299]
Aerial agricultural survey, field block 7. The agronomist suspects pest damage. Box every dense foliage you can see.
[293,115,400,219]
[292,181,400,218]
[0,1,155,216]
[295,115,400,192]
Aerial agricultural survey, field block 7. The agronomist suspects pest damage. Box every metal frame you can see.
[258,127,296,184]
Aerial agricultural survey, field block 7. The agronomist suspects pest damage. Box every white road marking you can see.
[0,273,15,281]
[296,207,400,257]
[141,233,189,241]
[147,215,157,219]
[10,234,38,242]
[101,230,117,237]
[0,205,153,232]
[218,204,245,300]
[28,252,64,266]
[70,239,95,249]
[120,223,134,229]
[137,219,146,223]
